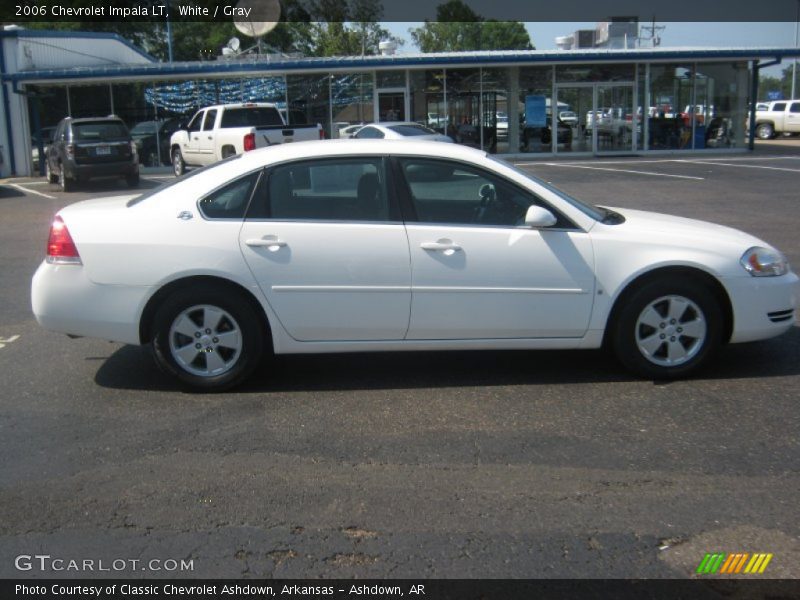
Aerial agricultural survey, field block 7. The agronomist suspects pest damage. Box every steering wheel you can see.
[472,183,496,223]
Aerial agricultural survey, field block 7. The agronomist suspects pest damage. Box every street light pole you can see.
[793,0,799,99]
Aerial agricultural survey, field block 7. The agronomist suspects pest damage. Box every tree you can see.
[410,0,533,52]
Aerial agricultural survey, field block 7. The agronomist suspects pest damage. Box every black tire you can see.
[59,166,74,192]
[611,277,723,379]
[45,160,58,184]
[151,285,265,391]
[126,173,140,188]
[172,148,185,177]
[755,123,775,140]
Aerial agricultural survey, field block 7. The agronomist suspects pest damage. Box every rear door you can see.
[239,156,411,341]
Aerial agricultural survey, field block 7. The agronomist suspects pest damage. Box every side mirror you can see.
[524,205,557,228]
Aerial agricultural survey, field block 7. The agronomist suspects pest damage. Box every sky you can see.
[384,22,800,77]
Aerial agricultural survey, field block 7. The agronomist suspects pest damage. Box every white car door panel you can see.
[405,225,595,339]
[238,157,411,342]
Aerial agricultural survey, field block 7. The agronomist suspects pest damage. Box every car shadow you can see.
[0,185,27,199]
[94,326,800,393]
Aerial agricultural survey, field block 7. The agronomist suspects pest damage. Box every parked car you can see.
[750,99,800,139]
[496,112,509,140]
[44,116,139,192]
[559,111,579,126]
[32,140,798,390]
[170,103,324,176]
[353,122,453,142]
[337,123,366,139]
[130,118,181,166]
[522,118,573,150]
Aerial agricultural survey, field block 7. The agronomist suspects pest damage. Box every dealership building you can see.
[1,26,799,177]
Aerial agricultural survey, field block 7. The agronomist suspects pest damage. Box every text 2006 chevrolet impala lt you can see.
[32,140,798,390]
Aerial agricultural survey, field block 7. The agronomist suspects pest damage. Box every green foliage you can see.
[410,0,533,52]
[758,65,799,100]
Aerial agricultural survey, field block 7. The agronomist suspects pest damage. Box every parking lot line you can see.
[539,163,705,180]
[676,160,800,173]
[8,183,56,199]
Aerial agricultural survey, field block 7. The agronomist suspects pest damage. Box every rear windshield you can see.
[72,121,129,141]
[387,124,437,136]
[220,107,283,128]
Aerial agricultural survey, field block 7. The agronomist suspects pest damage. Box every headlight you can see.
[740,246,789,277]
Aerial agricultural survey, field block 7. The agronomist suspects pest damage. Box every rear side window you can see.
[355,127,384,139]
[253,158,391,222]
[220,108,283,128]
[791,102,800,113]
[197,171,260,219]
[72,121,128,141]
[387,124,436,136]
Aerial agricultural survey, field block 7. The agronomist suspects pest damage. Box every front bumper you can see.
[31,261,149,345]
[724,271,799,343]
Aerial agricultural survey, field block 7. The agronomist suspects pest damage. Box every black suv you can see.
[45,116,139,191]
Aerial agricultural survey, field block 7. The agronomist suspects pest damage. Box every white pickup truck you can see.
[752,99,800,139]
[170,103,324,175]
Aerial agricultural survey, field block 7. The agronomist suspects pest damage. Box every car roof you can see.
[235,139,484,171]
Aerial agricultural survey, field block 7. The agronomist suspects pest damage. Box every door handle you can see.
[421,241,462,252]
[246,238,287,249]
[207,136,213,139]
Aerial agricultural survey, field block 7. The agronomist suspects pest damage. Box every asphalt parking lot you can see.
[0,140,798,580]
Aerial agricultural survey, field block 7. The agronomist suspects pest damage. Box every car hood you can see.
[604,207,770,251]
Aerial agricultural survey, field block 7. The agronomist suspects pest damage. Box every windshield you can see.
[388,124,437,136]
[487,155,606,222]
[72,121,129,141]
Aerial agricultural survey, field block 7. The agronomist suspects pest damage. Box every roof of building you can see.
[2,36,800,84]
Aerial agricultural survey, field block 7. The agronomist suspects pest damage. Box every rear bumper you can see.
[31,261,149,345]
[64,160,138,181]
[724,271,799,343]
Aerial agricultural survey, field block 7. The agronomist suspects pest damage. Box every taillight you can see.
[243,133,255,152]
[46,216,82,265]
[130,141,137,156]
[319,128,326,140]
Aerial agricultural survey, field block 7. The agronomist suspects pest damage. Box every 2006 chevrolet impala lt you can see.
[32,140,798,390]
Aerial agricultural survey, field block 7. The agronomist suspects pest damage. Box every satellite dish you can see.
[233,0,280,38]
[227,37,241,52]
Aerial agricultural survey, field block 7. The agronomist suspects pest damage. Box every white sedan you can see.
[32,140,798,391]
[352,122,453,142]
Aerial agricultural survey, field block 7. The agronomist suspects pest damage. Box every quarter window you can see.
[398,158,571,228]
[198,171,259,219]
[259,158,390,222]
[790,102,800,113]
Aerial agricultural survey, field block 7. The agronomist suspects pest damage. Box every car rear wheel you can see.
[59,166,74,192]
[126,173,140,188]
[45,160,57,184]
[151,286,264,391]
[611,277,722,379]
[756,123,774,140]
[172,148,185,177]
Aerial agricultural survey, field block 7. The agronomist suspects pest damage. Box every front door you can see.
[376,88,407,122]
[239,157,411,342]
[395,157,596,340]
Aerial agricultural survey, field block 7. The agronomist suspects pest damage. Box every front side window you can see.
[187,112,203,133]
[772,102,787,112]
[398,158,572,228]
[198,171,259,219]
[256,158,390,222]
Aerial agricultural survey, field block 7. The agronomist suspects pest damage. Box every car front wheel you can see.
[611,277,723,379]
[151,286,264,391]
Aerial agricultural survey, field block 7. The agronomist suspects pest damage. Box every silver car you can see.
[353,122,453,142]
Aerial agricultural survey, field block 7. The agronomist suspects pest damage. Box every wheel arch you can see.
[602,266,734,348]
[139,275,272,346]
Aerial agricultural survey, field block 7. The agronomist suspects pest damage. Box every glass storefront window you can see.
[409,69,446,132]
[68,84,111,118]
[480,68,508,153]
[376,70,405,89]
[692,62,749,149]
[331,72,374,137]
[556,64,635,83]
[648,64,696,149]
[446,68,489,152]
[287,74,331,137]
[518,66,553,153]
